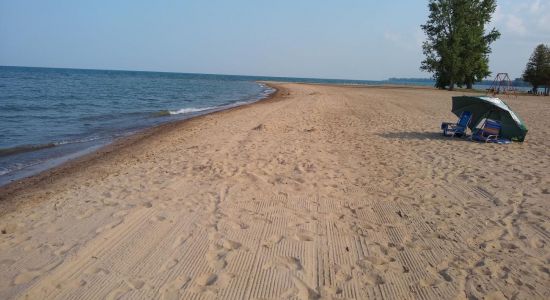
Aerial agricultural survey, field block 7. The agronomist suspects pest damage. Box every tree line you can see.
[523,44,550,95]
[420,0,549,95]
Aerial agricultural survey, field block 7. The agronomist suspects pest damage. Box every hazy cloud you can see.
[493,0,550,42]
[383,29,424,51]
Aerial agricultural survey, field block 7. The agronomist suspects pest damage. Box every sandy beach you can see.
[0,83,548,299]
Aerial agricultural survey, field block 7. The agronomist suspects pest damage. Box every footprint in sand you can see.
[204,237,242,270]
[221,239,241,250]
[154,214,167,222]
[207,229,223,241]
[361,272,386,285]
[0,258,16,268]
[215,272,235,287]
[263,256,303,271]
[206,245,228,270]
[358,256,390,267]
[161,275,191,300]
[280,276,319,299]
[67,279,88,289]
[13,270,42,285]
[112,210,129,218]
[191,272,235,295]
[171,233,192,249]
[104,277,146,300]
[261,234,283,248]
[95,219,123,234]
[292,232,314,242]
[53,242,79,256]
[196,273,218,286]
[76,208,98,220]
[86,267,110,276]
[225,219,249,230]
[105,281,133,300]
[159,258,180,274]
[13,259,63,286]
[419,276,444,287]
[126,278,145,289]
[189,273,220,296]
[321,285,343,298]
[334,265,353,282]
[357,254,402,275]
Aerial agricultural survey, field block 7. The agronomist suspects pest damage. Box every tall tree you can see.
[460,0,500,89]
[546,46,550,95]
[522,44,550,94]
[421,0,500,90]
[421,0,461,90]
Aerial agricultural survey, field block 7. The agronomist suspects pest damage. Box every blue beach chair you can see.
[441,111,472,137]
[471,119,501,143]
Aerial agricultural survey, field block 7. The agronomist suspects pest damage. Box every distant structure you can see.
[487,73,516,97]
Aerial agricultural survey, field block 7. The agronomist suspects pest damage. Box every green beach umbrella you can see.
[451,95,528,142]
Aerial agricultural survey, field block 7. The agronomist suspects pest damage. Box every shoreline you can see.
[0,83,282,213]
[0,70,275,189]
[0,82,547,299]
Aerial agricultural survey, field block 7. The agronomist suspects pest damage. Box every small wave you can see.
[165,106,217,115]
[0,168,10,176]
[153,86,274,119]
[169,106,217,115]
[0,136,104,158]
[230,101,251,106]
[54,136,102,146]
[0,143,56,157]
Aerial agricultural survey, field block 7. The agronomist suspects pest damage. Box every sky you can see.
[1,0,549,80]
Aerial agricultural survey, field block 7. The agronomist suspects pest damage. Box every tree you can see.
[460,1,500,89]
[522,44,550,95]
[421,0,500,90]
[421,0,461,90]
[546,46,550,96]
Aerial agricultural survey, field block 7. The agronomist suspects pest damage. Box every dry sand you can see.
[0,83,549,299]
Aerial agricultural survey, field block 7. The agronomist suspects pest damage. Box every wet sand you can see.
[0,83,549,299]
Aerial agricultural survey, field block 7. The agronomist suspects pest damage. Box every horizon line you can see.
[0,64,424,82]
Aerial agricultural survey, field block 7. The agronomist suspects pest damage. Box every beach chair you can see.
[471,119,501,143]
[441,111,472,137]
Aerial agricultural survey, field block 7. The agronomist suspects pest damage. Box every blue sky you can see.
[1,0,548,80]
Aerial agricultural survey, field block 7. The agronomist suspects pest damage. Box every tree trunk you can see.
[448,80,455,91]
[466,82,473,89]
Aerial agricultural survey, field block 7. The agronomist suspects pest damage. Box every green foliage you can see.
[421,0,500,90]
[522,44,550,93]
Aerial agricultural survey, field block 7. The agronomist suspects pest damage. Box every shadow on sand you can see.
[378,131,471,142]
